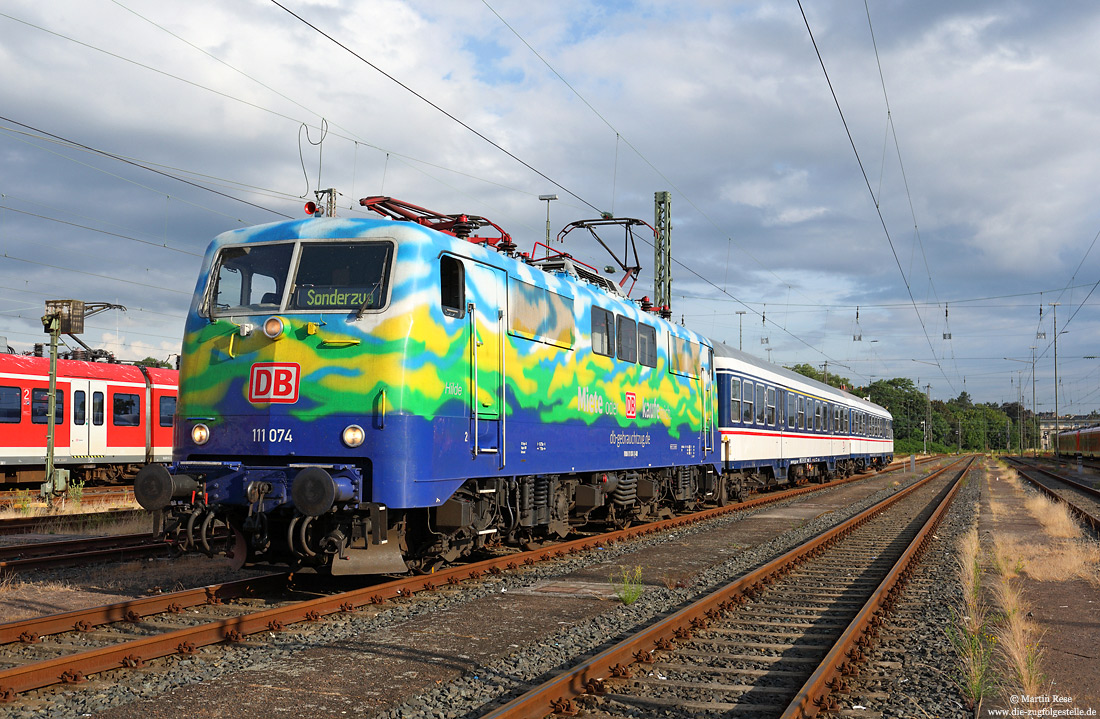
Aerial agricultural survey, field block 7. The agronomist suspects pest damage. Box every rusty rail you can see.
[779,456,973,717]
[479,456,969,719]
[0,573,289,646]
[0,455,935,701]
[1005,458,1100,534]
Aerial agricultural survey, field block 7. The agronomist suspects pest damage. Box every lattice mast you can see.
[653,191,672,311]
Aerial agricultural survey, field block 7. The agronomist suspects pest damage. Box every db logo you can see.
[625,392,636,419]
[248,362,300,404]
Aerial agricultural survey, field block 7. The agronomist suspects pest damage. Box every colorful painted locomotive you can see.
[0,354,177,484]
[135,197,891,574]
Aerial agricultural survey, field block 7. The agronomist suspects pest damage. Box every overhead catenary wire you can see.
[265,0,867,379]
[269,0,601,215]
[797,0,955,396]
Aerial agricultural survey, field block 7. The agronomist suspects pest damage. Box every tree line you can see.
[787,364,1038,454]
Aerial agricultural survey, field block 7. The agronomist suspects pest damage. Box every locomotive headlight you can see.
[342,424,365,448]
[263,316,285,340]
[191,423,210,445]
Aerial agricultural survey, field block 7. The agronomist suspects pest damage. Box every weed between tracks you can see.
[610,565,645,605]
[946,526,997,711]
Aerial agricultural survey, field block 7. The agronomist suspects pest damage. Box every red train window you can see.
[31,389,63,424]
[113,393,140,427]
[0,386,18,423]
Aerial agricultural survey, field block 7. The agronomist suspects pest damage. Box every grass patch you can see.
[609,565,645,605]
[946,527,998,710]
[1023,493,1082,539]
[989,545,1047,700]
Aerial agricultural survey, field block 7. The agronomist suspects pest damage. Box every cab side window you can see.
[440,256,465,318]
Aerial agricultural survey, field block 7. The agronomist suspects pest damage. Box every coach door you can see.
[465,261,506,460]
[88,382,108,457]
[68,380,88,459]
[68,379,106,459]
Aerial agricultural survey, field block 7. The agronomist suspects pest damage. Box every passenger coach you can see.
[715,344,892,497]
[0,354,177,484]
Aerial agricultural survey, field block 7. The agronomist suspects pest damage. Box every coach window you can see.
[755,383,766,425]
[617,315,637,363]
[766,387,776,426]
[0,386,19,423]
[730,379,741,423]
[0,389,18,422]
[592,308,614,357]
[818,401,824,431]
[439,256,465,318]
[160,396,176,427]
[74,390,86,426]
[92,392,104,426]
[31,389,64,424]
[786,392,795,429]
[113,393,140,427]
[797,395,805,430]
[742,380,754,424]
[638,324,657,368]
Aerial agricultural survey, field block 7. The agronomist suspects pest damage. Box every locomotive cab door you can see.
[465,261,506,458]
[701,347,714,458]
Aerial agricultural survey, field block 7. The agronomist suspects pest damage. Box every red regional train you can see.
[0,354,178,485]
[1055,424,1100,459]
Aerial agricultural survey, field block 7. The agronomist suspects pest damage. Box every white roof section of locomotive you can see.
[712,341,891,419]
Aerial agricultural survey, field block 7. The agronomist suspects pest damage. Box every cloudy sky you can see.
[2,0,1098,414]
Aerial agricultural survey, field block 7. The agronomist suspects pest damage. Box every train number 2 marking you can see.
[253,428,294,443]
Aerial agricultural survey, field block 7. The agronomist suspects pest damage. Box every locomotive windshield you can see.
[288,242,393,312]
[209,243,293,316]
[207,240,393,316]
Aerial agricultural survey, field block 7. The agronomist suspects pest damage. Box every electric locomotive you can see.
[135,197,721,574]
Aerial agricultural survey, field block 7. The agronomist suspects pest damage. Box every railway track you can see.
[0,485,135,506]
[0,457,940,704]
[0,509,146,537]
[0,533,169,573]
[1005,457,1100,533]
[480,456,971,719]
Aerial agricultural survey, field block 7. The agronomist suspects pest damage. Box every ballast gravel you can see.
[0,462,974,719]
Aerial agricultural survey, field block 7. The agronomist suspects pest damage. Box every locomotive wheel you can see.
[227,529,248,570]
[716,477,729,507]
